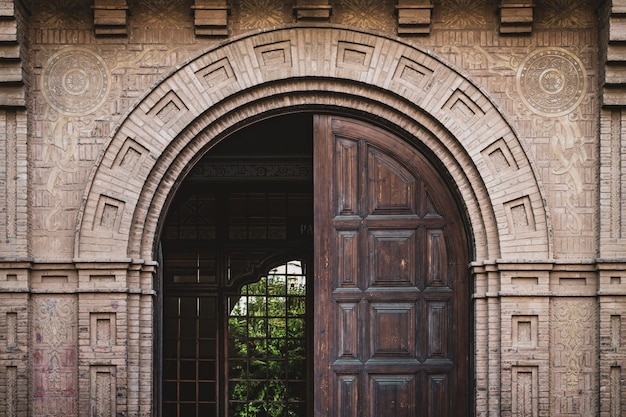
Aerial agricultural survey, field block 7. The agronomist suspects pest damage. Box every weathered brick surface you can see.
[0,0,622,416]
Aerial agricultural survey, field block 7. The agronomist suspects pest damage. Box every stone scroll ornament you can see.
[517,47,589,234]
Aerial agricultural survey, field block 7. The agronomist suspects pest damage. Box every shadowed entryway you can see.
[159,113,470,416]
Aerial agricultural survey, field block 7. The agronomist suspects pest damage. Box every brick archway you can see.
[75,25,551,265]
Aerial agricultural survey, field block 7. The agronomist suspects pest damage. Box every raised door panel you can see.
[334,136,359,217]
[369,302,417,360]
[369,375,417,417]
[367,229,417,288]
[366,146,417,216]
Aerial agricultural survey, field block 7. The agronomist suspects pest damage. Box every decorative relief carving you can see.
[393,56,434,90]
[537,0,592,28]
[512,366,538,417]
[512,315,537,348]
[94,195,125,232]
[42,48,111,117]
[148,91,188,126]
[443,89,485,125]
[504,196,535,233]
[448,44,523,77]
[194,57,236,89]
[189,159,312,179]
[610,366,621,417]
[610,111,622,238]
[91,366,116,417]
[481,138,519,175]
[339,0,394,31]
[35,0,91,29]
[5,112,17,241]
[549,116,588,233]
[254,41,292,68]
[439,0,487,28]
[454,45,590,240]
[7,312,17,348]
[39,47,120,235]
[516,48,587,118]
[43,115,79,232]
[610,315,621,348]
[90,313,116,347]
[239,0,286,29]
[337,41,374,69]
[32,296,77,416]
[96,371,112,417]
[112,138,149,176]
[135,0,191,29]
[552,300,594,391]
[6,366,17,417]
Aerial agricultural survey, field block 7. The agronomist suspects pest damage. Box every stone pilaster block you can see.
[192,0,229,37]
[294,0,332,22]
[92,0,128,36]
[396,0,432,35]
[499,0,534,34]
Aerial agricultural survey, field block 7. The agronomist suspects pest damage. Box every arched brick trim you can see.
[75,25,551,265]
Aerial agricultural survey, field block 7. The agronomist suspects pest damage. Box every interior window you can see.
[228,260,308,417]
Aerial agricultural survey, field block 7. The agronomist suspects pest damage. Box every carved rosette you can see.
[42,48,111,116]
[516,48,587,117]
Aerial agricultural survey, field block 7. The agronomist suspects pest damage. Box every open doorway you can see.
[159,114,314,417]
[158,113,471,417]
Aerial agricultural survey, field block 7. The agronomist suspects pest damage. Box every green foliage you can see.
[228,267,307,417]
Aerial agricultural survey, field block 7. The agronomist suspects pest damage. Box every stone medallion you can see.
[516,48,587,117]
[42,48,111,116]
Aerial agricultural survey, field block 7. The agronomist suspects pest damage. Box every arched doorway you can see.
[159,113,470,416]
[74,26,551,417]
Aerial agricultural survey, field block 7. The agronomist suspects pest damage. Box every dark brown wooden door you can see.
[313,116,470,417]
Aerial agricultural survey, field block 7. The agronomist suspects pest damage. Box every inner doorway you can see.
[159,113,470,417]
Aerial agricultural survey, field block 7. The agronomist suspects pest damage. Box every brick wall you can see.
[0,0,623,416]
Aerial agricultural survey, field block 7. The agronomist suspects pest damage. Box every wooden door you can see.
[314,116,470,417]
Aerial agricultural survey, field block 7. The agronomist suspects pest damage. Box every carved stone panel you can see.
[32,296,78,417]
[42,48,111,116]
[512,366,538,417]
[550,298,597,416]
[516,48,587,118]
[6,366,17,417]
[442,89,485,126]
[90,366,116,417]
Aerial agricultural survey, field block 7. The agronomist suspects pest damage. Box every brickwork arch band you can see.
[75,25,552,267]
